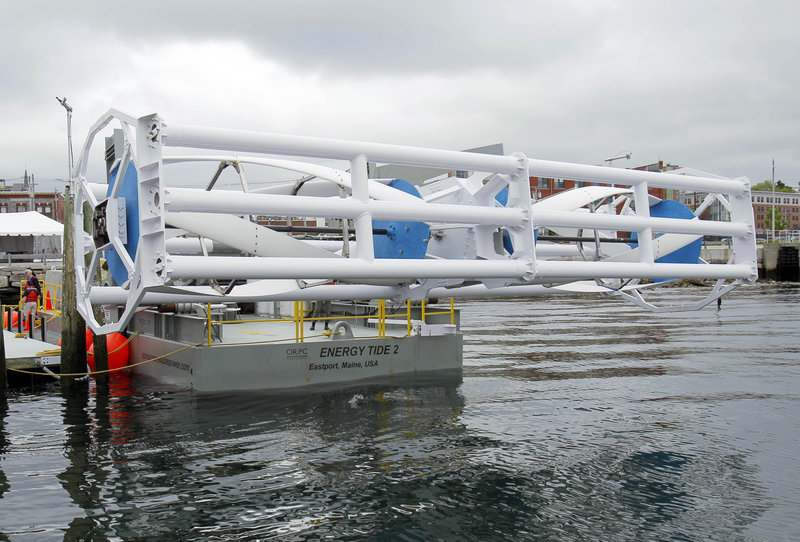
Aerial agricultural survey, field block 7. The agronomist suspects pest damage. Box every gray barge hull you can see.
[129,332,463,392]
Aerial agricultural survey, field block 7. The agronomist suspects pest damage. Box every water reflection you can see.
[0,392,9,503]
[1,285,797,540]
[59,383,103,540]
[54,374,136,540]
[618,451,693,522]
[40,371,763,541]
[56,373,467,539]
[498,364,667,382]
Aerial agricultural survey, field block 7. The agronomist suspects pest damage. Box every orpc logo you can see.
[286,347,307,360]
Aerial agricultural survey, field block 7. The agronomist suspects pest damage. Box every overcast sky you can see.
[1,0,797,191]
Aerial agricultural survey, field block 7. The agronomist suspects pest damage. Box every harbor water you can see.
[1,283,798,540]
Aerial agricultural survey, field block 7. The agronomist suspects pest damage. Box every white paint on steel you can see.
[531,186,633,211]
[351,154,374,261]
[165,212,338,259]
[166,255,529,280]
[164,155,421,202]
[163,123,522,174]
[163,187,525,225]
[527,158,749,195]
[71,109,758,334]
[531,209,748,237]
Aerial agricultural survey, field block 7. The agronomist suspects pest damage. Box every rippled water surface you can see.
[1,284,799,540]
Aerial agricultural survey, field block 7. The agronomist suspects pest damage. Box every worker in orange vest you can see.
[22,268,42,321]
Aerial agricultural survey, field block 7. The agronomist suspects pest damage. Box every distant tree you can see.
[764,208,789,231]
[752,180,795,192]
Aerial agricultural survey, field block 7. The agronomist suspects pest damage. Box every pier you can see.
[1,330,60,385]
[702,243,799,281]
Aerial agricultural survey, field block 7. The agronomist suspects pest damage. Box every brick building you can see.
[0,188,65,222]
[0,172,65,222]
[530,161,681,202]
[751,191,800,233]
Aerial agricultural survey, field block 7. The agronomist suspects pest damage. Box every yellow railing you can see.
[204,298,456,346]
[7,283,456,344]
[18,280,39,312]
[16,280,63,316]
[418,298,456,325]
[3,281,62,335]
[46,282,63,315]
[294,301,304,343]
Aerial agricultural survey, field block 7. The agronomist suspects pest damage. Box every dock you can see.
[3,329,60,375]
[702,242,800,281]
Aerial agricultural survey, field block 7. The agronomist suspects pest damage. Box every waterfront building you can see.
[530,161,681,202]
[751,191,800,234]
[0,171,65,222]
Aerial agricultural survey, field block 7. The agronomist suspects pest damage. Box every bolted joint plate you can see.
[505,152,536,283]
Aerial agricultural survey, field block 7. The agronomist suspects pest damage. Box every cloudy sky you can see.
[1,0,797,191]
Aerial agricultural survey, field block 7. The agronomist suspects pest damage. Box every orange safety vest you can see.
[24,278,40,302]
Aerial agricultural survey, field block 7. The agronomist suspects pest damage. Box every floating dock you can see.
[3,329,60,374]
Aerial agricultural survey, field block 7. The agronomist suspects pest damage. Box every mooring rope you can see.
[7,338,196,378]
[6,324,416,379]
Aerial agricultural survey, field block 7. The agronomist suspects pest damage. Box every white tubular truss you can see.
[527,158,749,195]
[147,118,535,282]
[164,187,524,225]
[163,123,523,173]
[73,110,756,334]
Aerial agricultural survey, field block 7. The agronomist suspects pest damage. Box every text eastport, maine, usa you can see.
[308,344,400,371]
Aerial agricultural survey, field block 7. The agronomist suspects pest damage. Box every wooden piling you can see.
[60,186,87,386]
[85,210,110,386]
[93,306,109,388]
[93,333,109,385]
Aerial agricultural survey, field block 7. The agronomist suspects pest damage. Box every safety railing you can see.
[204,298,456,346]
[1,252,63,264]
[44,282,63,314]
[416,298,456,326]
[16,280,63,316]
[762,230,800,243]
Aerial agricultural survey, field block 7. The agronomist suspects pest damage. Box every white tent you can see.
[0,211,63,255]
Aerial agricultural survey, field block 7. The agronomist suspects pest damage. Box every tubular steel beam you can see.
[163,123,522,174]
[164,187,524,226]
[528,158,749,195]
[165,255,530,281]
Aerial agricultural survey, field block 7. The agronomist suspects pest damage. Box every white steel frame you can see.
[72,111,757,333]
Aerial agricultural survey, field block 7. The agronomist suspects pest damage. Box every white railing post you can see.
[632,182,654,265]
[350,154,374,262]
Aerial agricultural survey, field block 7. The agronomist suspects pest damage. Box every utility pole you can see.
[57,97,86,386]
